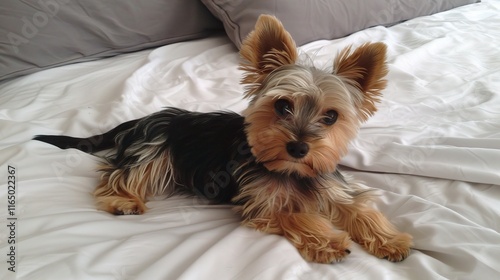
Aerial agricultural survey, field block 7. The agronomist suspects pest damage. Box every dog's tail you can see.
[33,119,139,154]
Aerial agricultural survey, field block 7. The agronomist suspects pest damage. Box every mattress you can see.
[1,1,499,279]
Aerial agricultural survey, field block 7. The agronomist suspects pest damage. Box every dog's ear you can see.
[333,43,388,121]
[239,15,298,97]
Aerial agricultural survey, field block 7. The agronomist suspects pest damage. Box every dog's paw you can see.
[112,202,145,215]
[296,232,352,264]
[96,195,147,215]
[367,232,413,262]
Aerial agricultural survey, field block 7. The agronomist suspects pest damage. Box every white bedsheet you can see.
[1,1,500,279]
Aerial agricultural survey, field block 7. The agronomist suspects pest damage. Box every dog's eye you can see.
[322,110,338,125]
[274,99,293,117]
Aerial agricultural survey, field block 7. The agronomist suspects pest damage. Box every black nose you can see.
[286,141,309,158]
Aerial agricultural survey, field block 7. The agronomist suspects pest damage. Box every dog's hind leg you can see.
[92,109,180,215]
[94,149,174,215]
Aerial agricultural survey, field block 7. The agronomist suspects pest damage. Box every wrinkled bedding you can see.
[1,1,499,279]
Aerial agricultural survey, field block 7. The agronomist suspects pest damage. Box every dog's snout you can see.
[286,141,309,159]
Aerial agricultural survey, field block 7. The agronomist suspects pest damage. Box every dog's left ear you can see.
[333,43,388,121]
[239,15,298,97]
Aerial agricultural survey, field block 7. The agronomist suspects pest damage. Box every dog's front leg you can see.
[327,194,413,262]
[241,212,352,263]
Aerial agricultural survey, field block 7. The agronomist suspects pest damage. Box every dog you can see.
[34,15,412,264]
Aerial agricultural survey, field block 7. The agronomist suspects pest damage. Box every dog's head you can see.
[239,15,388,177]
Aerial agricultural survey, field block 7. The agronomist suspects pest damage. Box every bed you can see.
[1,0,499,279]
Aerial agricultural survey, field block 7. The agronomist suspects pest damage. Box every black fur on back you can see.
[34,108,254,203]
[165,109,252,202]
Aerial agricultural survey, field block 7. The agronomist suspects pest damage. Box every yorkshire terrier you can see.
[34,15,412,263]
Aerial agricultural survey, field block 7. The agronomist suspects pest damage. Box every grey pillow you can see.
[201,0,480,49]
[0,0,222,81]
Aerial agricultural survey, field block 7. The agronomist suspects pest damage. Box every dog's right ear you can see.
[333,43,388,122]
[239,15,298,97]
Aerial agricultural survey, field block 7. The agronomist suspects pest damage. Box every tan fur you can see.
[334,43,389,121]
[94,149,174,215]
[327,196,413,262]
[245,212,352,263]
[243,65,361,177]
[239,15,298,97]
